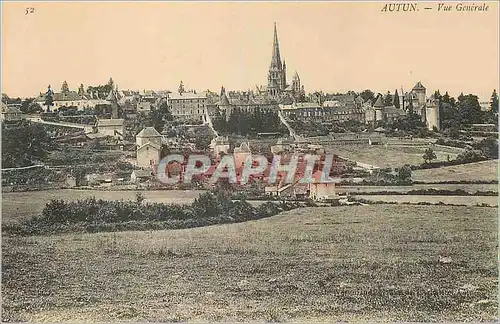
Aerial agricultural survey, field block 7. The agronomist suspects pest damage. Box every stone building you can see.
[1,102,22,122]
[217,87,277,121]
[266,23,304,102]
[373,95,385,122]
[96,119,125,139]
[136,127,162,169]
[168,91,207,121]
[425,95,440,131]
[35,88,90,112]
[404,81,441,130]
[280,99,364,123]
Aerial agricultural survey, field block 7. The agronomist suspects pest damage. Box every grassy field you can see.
[338,183,498,194]
[2,205,497,322]
[355,195,498,206]
[1,189,204,224]
[412,160,498,183]
[329,145,459,168]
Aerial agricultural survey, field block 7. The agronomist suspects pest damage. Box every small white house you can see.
[97,119,125,139]
[308,171,338,201]
[136,141,161,169]
[131,169,153,183]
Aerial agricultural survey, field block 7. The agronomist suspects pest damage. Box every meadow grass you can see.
[328,145,459,168]
[412,160,498,183]
[2,205,497,322]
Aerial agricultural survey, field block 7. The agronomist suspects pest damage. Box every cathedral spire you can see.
[271,22,282,68]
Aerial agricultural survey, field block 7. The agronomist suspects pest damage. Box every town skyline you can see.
[2,2,499,100]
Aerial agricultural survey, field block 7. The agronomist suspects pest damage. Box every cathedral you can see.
[267,23,304,102]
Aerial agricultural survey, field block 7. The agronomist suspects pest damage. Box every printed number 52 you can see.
[25,7,34,15]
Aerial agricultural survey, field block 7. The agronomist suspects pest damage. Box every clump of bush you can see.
[3,191,300,236]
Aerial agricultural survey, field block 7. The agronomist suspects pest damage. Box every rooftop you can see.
[97,118,124,126]
[412,81,426,91]
[169,92,207,100]
[136,127,162,138]
[35,91,85,102]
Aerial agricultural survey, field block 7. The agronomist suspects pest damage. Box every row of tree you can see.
[212,108,286,136]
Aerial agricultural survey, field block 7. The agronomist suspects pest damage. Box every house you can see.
[1,102,23,122]
[280,102,323,119]
[140,90,161,104]
[97,118,125,139]
[35,91,92,111]
[137,141,161,169]
[211,136,230,157]
[383,106,406,123]
[364,106,376,124]
[308,171,338,201]
[136,101,152,115]
[131,169,153,183]
[264,186,281,196]
[479,101,491,111]
[233,142,251,170]
[65,175,77,188]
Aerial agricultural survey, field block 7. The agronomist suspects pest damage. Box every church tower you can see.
[267,22,287,97]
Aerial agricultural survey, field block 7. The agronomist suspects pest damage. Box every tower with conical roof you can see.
[267,22,287,97]
[373,94,385,122]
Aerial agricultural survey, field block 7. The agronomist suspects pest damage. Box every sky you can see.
[2,1,499,100]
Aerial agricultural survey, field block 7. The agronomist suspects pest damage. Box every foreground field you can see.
[412,160,498,183]
[338,183,498,194]
[356,195,498,206]
[2,205,497,322]
[329,145,459,168]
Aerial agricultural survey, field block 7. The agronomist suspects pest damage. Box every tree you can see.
[490,89,498,114]
[458,94,482,125]
[78,84,85,96]
[474,137,498,159]
[107,77,114,89]
[20,98,42,114]
[61,81,69,93]
[438,91,460,130]
[434,90,441,100]
[158,100,173,121]
[178,80,185,94]
[422,148,437,164]
[397,164,412,182]
[359,89,375,103]
[383,91,392,106]
[1,121,57,168]
[44,85,54,112]
[194,136,212,151]
[456,148,485,163]
[393,89,400,109]
[1,93,10,104]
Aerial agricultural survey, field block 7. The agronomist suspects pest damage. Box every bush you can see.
[5,190,301,236]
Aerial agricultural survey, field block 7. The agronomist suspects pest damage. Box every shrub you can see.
[7,190,301,236]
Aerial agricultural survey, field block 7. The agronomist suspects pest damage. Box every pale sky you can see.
[2,1,499,100]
